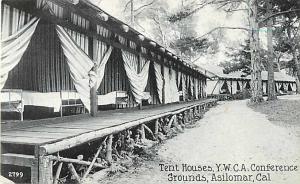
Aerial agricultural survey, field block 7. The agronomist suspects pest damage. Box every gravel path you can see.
[100,100,300,184]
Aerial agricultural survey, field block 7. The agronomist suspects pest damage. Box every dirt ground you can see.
[93,97,300,184]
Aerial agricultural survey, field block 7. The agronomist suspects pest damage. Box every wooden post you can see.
[106,134,113,164]
[53,162,63,184]
[31,158,39,184]
[140,124,146,140]
[173,115,178,127]
[190,109,194,124]
[39,156,53,184]
[138,48,143,109]
[90,85,98,116]
[161,60,165,104]
[154,120,159,138]
[144,124,156,140]
[90,22,97,116]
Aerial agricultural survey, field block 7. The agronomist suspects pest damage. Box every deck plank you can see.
[20,127,90,133]
[1,135,56,145]
[2,131,78,139]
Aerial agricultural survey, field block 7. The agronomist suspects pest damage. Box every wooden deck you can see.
[1,99,216,147]
[1,99,217,184]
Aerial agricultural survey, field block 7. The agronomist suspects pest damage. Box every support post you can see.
[89,22,97,116]
[161,61,165,104]
[39,156,53,184]
[53,162,63,184]
[154,120,159,138]
[140,124,146,140]
[106,134,113,164]
[90,85,98,116]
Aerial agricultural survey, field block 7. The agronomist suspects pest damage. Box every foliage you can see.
[219,39,275,75]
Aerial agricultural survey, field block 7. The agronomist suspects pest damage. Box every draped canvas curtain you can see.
[232,81,238,94]
[275,82,280,92]
[206,80,218,95]
[56,25,94,111]
[154,62,163,103]
[262,82,267,94]
[170,69,179,102]
[181,73,186,98]
[226,81,232,94]
[1,6,40,90]
[56,23,112,112]
[291,83,297,92]
[283,83,288,91]
[163,66,171,103]
[163,67,179,103]
[118,35,150,103]
[189,77,194,97]
[203,82,207,97]
[121,51,150,103]
[43,0,101,112]
[238,81,243,92]
[195,79,199,100]
[243,81,249,89]
[177,71,182,88]
[218,80,225,93]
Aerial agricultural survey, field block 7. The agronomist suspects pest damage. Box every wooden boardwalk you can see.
[1,99,217,184]
[1,99,216,147]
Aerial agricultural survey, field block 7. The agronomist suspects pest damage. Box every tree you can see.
[266,0,277,100]
[268,0,300,93]
[120,0,212,58]
[168,0,300,102]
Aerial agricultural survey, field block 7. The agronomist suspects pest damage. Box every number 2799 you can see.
[8,172,24,178]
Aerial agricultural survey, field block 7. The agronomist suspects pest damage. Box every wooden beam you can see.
[1,153,36,167]
[49,155,106,169]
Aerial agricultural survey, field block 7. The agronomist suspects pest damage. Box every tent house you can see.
[1,0,208,120]
[198,65,297,99]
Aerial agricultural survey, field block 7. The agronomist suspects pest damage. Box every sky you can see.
[89,0,249,66]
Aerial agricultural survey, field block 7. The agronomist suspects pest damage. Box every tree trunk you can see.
[249,0,264,102]
[266,0,277,101]
[130,0,134,27]
[293,48,300,94]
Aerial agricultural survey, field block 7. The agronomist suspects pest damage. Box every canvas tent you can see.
[1,0,208,120]
[198,65,297,96]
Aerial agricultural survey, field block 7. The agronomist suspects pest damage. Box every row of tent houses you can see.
[199,65,297,96]
[1,0,209,120]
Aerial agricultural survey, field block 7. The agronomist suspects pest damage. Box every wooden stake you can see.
[68,163,80,182]
[53,162,63,184]
[140,124,146,140]
[106,134,113,164]
[154,120,159,138]
[144,124,156,140]
[167,115,175,129]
